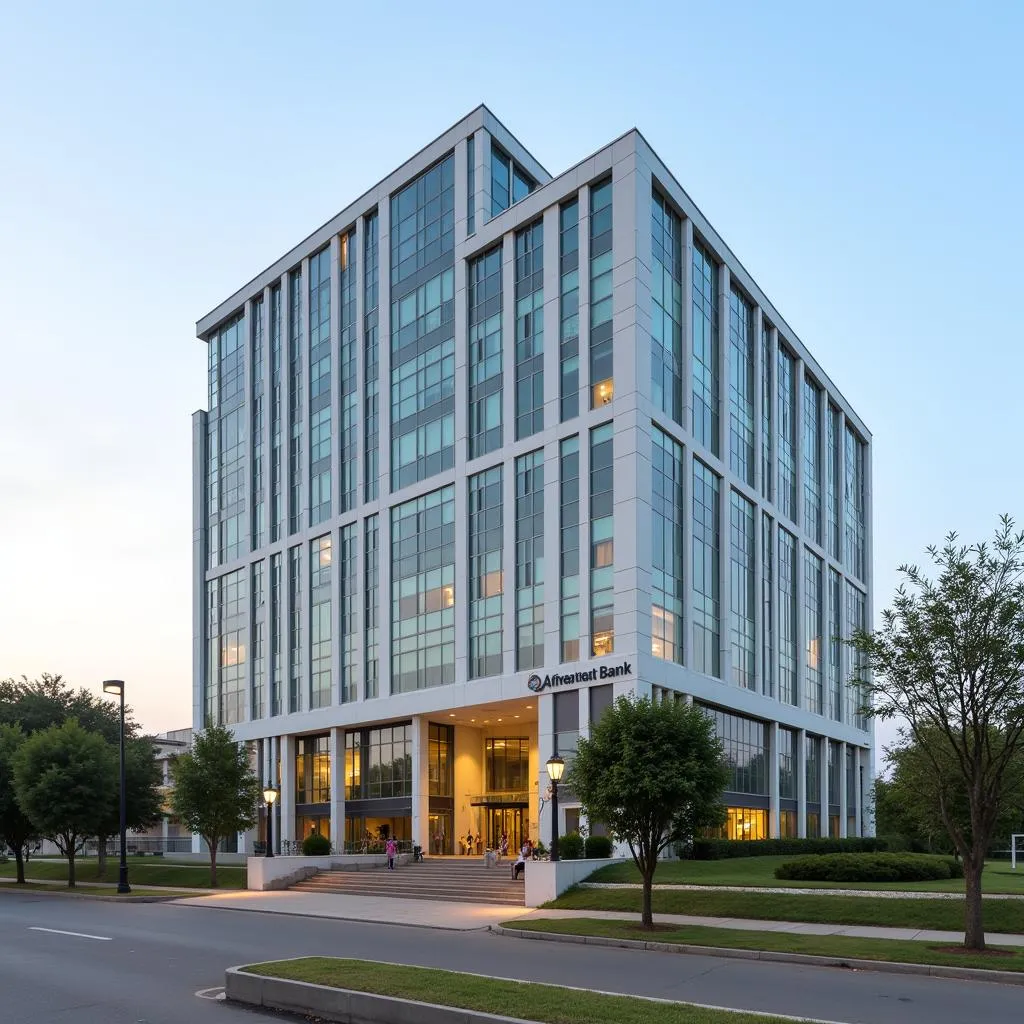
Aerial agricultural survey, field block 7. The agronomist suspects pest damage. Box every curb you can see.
[225,966,533,1023]
[0,886,186,903]
[489,924,1024,987]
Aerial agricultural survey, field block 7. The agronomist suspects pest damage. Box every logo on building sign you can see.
[525,661,632,692]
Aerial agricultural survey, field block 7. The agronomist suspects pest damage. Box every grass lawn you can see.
[586,856,1024,894]
[0,857,244,889]
[241,957,798,1024]
[0,881,196,898]
[504,917,1024,973]
[546,887,1024,933]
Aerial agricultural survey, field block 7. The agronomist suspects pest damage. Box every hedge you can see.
[691,837,887,860]
[558,832,585,860]
[584,835,614,859]
[302,831,331,856]
[775,852,964,882]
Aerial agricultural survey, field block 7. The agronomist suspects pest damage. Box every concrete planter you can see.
[523,857,624,907]
[247,853,410,891]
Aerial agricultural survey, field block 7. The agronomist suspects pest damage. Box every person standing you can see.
[466,830,474,856]
[386,836,398,871]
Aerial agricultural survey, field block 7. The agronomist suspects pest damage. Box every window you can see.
[590,424,614,656]
[485,737,530,792]
[270,285,283,541]
[803,376,822,543]
[391,487,456,692]
[702,705,768,795]
[466,135,476,236]
[559,436,581,661]
[309,535,332,709]
[429,724,453,796]
[295,735,330,804]
[806,735,822,836]
[340,523,358,703]
[826,405,841,560]
[339,229,358,513]
[693,459,721,677]
[692,242,719,455]
[469,467,504,679]
[288,270,303,534]
[468,247,503,458]
[730,491,755,689]
[269,552,282,715]
[729,289,754,485]
[346,725,412,800]
[777,346,796,522]
[364,212,380,502]
[251,561,265,719]
[760,321,773,502]
[778,727,798,799]
[846,582,868,729]
[778,528,797,705]
[829,568,842,720]
[250,298,265,551]
[554,690,580,770]
[515,451,545,670]
[651,190,683,423]
[652,428,684,663]
[515,221,544,440]
[589,179,614,408]
[364,515,379,700]
[761,513,774,697]
[288,545,302,712]
[559,200,580,421]
[490,144,535,217]
[391,155,454,285]
[844,427,867,580]
[308,247,331,526]
[804,550,823,714]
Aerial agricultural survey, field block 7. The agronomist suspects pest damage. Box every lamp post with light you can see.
[545,755,565,862]
[102,679,131,894]
[263,785,278,857]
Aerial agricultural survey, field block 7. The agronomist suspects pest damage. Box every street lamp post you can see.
[102,679,131,894]
[545,756,565,863]
[263,786,278,858]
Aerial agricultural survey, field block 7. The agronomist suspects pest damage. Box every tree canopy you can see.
[850,516,1024,950]
[0,724,37,883]
[567,693,728,927]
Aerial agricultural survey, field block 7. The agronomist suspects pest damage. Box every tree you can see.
[170,726,260,887]
[849,517,1024,950]
[13,720,116,887]
[567,694,729,928]
[0,724,37,883]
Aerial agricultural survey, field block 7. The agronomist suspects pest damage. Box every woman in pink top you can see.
[386,837,398,871]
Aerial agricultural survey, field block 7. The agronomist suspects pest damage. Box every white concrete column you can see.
[410,716,430,852]
[797,727,807,838]
[279,733,296,845]
[769,721,781,839]
[329,726,345,852]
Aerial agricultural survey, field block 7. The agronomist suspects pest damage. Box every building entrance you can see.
[428,811,453,855]
[485,807,525,853]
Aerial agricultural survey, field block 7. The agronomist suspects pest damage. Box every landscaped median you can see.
[497,918,1024,982]
[226,957,807,1023]
[0,881,197,900]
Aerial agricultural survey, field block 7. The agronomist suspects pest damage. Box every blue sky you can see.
[1,2,1020,755]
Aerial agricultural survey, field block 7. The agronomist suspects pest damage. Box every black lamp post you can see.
[545,755,565,863]
[263,785,278,857]
[102,679,131,894]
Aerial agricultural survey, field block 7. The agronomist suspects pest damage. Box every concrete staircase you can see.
[289,857,525,906]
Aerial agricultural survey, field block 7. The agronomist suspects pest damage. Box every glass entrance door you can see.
[486,807,525,853]
[428,812,453,854]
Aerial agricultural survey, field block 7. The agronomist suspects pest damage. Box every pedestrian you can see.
[386,836,398,871]
[499,831,508,860]
[512,840,528,880]
[466,830,474,856]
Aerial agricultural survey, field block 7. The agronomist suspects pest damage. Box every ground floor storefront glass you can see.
[345,815,411,850]
[707,806,769,840]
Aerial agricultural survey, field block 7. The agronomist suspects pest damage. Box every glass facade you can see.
[804,550,823,715]
[205,568,247,727]
[559,200,580,421]
[589,179,614,408]
[468,466,504,679]
[364,212,380,503]
[729,491,755,690]
[490,144,535,216]
[760,321,772,501]
[295,734,330,804]
[844,426,867,581]
[270,284,283,542]
[391,486,455,692]
[777,346,796,522]
[778,528,797,705]
[651,427,684,663]
[346,724,412,799]
[269,552,282,715]
[692,459,721,677]
[651,190,683,423]
[703,706,768,796]
[339,230,358,513]
[468,246,503,459]
[761,513,774,698]
[828,567,842,720]
[364,514,379,700]
[288,270,303,535]
[340,522,358,703]
[390,156,456,490]
[515,451,544,670]
[486,737,530,792]
[729,289,755,486]
[802,376,822,544]
[308,246,331,526]
[251,560,265,719]
[309,535,332,709]
[288,544,302,712]
[428,723,453,796]
[846,582,868,729]
[826,404,840,560]
[466,135,475,236]
[514,220,544,440]
[779,727,798,799]
[590,423,614,656]
[251,297,265,550]
[692,241,719,455]
[559,436,581,661]
[806,735,821,837]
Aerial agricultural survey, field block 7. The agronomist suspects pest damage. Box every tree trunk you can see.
[641,868,654,929]
[14,846,25,885]
[208,838,218,888]
[97,835,108,880]
[67,849,76,889]
[963,857,985,951]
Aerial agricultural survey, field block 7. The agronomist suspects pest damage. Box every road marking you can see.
[29,926,112,941]
[195,986,226,1001]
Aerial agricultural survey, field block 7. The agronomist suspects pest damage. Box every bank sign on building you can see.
[192,105,874,856]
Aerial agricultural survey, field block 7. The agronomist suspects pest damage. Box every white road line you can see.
[29,926,112,941]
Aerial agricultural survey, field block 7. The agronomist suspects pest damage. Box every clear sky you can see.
[1,2,1020,757]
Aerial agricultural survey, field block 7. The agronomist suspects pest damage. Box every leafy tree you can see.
[850,517,1024,950]
[13,720,116,887]
[0,724,37,883]
[567,694,729,927]
[170,726,260,886]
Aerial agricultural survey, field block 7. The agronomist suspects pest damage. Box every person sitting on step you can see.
[511,841,529,880]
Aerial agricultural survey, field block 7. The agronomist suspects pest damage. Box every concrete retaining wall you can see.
[247,853,411,891]
[524,857,623,907]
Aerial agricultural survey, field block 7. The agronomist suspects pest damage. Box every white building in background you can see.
[191,105,874,856]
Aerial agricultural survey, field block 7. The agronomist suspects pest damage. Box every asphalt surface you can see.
[0,890,1022,1024]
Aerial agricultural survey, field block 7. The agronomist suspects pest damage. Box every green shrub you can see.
[584,835,614,859]
[559,832,585,860]
[302,831,331,856]
[691,837,886,860]
[775,852,961,883]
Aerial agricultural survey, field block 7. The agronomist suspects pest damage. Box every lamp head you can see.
[102,679,125,697]
[263,786,278,805]
[545,755,565,782]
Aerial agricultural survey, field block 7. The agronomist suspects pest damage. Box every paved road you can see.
[0,890,1021,1024]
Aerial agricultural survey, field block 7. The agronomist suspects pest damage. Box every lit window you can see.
[592,379,614,406]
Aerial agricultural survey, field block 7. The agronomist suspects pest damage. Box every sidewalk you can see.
[582,881,1024,901]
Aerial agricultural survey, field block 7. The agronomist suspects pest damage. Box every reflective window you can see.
[469,466,504,679]
[589,179,614,408]
[730,491,755,689]
[826,405,841,560]
[559,437,581,661]
[308,247,331,527]
[288,545,302,712]
[844,427,866,580]
[309,535,332,709]
[364,212,380,502]
[651,190,683,423]
[845,582,868,729]
[391,486,456,692]
[269,553,282,715]
[515,451,545,670]
[206,567,248,727]
[466,135,476,236]
[590,423,614,656]
[515,220,544,440]
[270,285,283,542]
[490,143,535,217]
[346,725,412,800]
[468,247,503,459]
[729,289,754,485]
[429,724,454,796]
[364,515,379,699]
[761,513,774,698]
[251,298,266,551]
[339,230,358,513]
[693,458,721,677]
[391,155,454,284]
[828,568,842,720]
[777,346,796,522]
[803,376,822,543]
[760,321,773,501]
[804,549,823,715]
[778,528,798,705]
[806,735,822,834]
[340,523,358,703]
[778,726,798,799]
[692,241,720,455]
[251,560,265,719]
[295,735,330,804]
[652,428,684,663]
[559,200,580,421]
[486,737,530,793]
[702,705,768,795]
[288,270,304,534]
